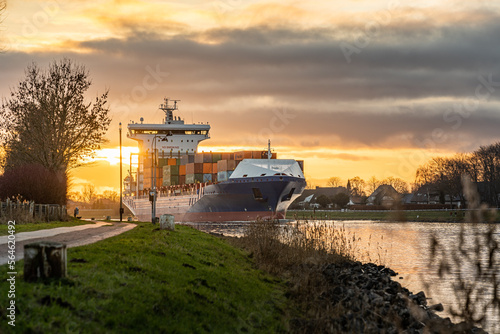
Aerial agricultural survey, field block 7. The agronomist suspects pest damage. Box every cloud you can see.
[1,4,500,155]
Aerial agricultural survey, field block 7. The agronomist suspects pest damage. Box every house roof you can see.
[366,185,400,204]
[293,186,348,204]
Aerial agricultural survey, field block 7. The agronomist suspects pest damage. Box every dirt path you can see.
[0,222,136,265]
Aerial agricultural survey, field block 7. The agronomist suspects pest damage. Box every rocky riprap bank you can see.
[291,261,487,333]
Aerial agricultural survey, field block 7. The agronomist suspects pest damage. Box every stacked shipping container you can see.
[141,150,289,188]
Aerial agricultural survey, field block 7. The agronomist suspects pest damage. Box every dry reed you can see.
[239,219,358,275]
[425,175,499,332]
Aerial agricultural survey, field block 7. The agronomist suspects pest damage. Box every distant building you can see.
[403,184,462,207]
[366,185,400,207]
[348,196,366,206]
[292,186,348,208]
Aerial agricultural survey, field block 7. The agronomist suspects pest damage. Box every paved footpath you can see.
[0,222,136,265]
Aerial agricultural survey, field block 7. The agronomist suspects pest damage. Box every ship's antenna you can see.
[267,139,272,170]
[160,98,181,123]
[267,139,272,160]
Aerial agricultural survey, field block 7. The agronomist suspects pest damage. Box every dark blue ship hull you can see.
[182,175,306,222]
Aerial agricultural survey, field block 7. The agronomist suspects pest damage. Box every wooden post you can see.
[7,198,11,217]
[159,214,175,230]
[24,241,67,282]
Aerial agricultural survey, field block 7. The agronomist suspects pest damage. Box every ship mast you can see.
[267,139,272,169]
[267,139,272,160]
[160,98,180,123]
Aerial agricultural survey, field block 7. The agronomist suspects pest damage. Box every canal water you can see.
[191,220,500,333]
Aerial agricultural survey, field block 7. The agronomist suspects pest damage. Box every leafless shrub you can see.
[426,174,499,330]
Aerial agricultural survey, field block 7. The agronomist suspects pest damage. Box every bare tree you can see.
[382,176,409,194]
[0,1,5,21]
[101,190,119,202]
[347,176,366,197]
[0,59,111,202]
[0,1,7,51]
[326,176,343,187]
[81,183,96,204]
[367,176,382,194]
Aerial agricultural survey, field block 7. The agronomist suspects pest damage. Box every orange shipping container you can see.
[179,165,186,175]
[251,151,263,159]
[203,163,213,174]
[212,163,218,173]
[168,158,177,166]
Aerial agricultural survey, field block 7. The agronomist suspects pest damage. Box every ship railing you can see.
[127,187,200,200]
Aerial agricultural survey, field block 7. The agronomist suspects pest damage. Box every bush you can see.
[0,164,67,205]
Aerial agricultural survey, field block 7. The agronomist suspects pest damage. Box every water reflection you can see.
[187,220,499,333]
[321,220,499,334]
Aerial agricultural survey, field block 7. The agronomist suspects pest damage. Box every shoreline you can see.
[286,260,488,333]
[213,222,495,333]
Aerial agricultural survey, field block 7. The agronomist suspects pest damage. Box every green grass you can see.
[0,219,94,236]
[0,223,286,333]
[287,209,500,222]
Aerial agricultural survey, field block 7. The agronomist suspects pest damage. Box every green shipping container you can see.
[212,153,222,163]
[158,158,169,167]
[163,175,179,186]
[185,173,203,184]
[163,165,179,177]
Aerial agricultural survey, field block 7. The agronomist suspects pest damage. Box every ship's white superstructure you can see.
[127,98,210,193]
[127,98,210,156]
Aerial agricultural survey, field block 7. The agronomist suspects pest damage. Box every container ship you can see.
[123,98,306,222]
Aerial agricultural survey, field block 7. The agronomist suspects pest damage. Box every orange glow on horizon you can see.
[69,144,450,194]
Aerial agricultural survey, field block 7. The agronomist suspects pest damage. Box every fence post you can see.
[29,201,34,217]
[7,198,11,216]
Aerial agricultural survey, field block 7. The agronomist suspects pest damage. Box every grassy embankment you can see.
[287,209,500,222]
[0,218,93,236]
[0,223,287,333]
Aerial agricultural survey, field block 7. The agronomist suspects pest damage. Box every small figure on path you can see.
[74,207,79,218]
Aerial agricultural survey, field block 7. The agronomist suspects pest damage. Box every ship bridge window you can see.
[243,174,248,177]
[135,130,207,136]
[260,173,266,176]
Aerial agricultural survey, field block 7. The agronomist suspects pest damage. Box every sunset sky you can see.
[2,0,500,193]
